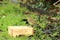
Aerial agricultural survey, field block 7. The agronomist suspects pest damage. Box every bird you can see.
[27,17,36,26]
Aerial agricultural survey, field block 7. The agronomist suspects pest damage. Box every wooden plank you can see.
[8,26,34,37]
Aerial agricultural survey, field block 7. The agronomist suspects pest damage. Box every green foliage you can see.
[0,1,60,40]
[0,3,28,40]
[57,4,60,8]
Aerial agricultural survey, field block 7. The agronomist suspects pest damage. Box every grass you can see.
[0,2,60,40]
[0,3,29,40]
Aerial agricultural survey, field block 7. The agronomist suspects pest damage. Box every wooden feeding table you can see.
[8,26,34,37]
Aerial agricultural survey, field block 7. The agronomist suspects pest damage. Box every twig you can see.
[53,0,60,7]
